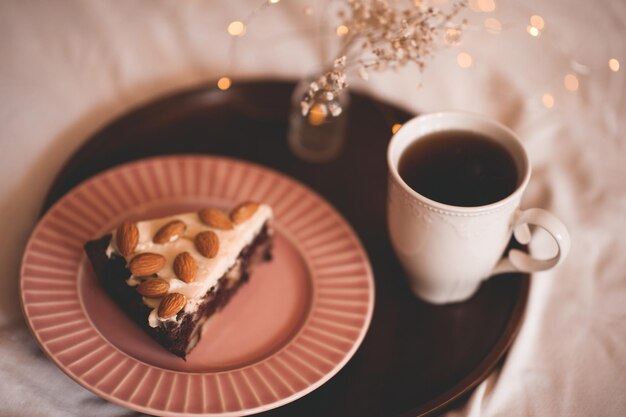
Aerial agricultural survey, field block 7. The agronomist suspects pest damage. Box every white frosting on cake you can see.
[106,205,272,327]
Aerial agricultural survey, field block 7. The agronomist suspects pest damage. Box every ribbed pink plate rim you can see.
[20,155,375,416]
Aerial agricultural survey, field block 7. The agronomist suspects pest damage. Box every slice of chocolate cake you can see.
[84,202,274,359]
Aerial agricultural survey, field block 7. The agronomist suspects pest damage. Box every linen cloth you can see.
[1,1,625,416]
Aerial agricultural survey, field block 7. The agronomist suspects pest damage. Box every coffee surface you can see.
[398,130,518,207]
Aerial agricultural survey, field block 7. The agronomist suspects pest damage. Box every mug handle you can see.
[492,208,571,274]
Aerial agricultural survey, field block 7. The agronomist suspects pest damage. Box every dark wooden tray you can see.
[42,80,529,417]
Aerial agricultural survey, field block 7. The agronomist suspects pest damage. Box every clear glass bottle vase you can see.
[287,78,350,163]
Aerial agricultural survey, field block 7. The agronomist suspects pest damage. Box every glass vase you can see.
[287,78,350,163]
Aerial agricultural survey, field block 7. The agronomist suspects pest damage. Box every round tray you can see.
[41,80,529,417]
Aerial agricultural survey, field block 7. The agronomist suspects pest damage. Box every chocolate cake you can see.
[84,202,274,359]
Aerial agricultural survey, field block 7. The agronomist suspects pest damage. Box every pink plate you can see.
[20,155,375,416]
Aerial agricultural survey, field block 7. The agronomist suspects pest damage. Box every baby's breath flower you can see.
[301,0,467,117]
[301,57,349,117]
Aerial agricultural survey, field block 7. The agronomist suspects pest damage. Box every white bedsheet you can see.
[1,1,624,416]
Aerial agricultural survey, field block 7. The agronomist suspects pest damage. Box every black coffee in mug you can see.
[398,130,519,207]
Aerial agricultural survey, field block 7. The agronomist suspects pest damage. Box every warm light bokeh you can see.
[457,52,473,68]
[542,93,554,108]
[308,105,327,126]
[477,0,496,13]
[217,77,232,90]
[227,21,246,36]
[527,25,540,37]
[336,25,349,36]
[530,15,545,30]
[564,74,579,91]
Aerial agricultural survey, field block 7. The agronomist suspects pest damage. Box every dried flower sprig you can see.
[300,56,348,117]
[301,0,467,117]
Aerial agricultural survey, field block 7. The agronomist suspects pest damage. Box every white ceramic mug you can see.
[387,112,570,304]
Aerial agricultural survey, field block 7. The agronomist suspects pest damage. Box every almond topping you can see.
[158,293,186,319]
[136,278,169,297]
[173,252,197,283]
[198,208,234,230]
[129,253,166,276]
[195,231,219,258]
[230,202,260,225]
[116,222,139,257]
[153,220,186,244]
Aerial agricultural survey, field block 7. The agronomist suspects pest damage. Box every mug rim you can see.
[387,111,532,214]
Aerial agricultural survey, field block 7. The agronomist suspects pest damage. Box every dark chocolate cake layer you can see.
[84,224,273,359]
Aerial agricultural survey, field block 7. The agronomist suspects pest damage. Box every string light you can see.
[542,93,554,108]
[484,18,502,34]
[527,25,540,37]
[530,15,545,30]
[227,21,246,36]
[217,77,232,90]
[457,52,473,68]
[392,123,402,134]
[564,74,579,92]
[526,15,544,38]
[336,25,349,36]
[477,0,496,13]
[609,58,620,72]
[308,104,327,126]
[227,0,602,119]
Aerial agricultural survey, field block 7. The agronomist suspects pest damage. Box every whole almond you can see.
[116,222,139,257]
[153,219,186,244]
[129,253,166,276]
[173,252,197,283]
[195,231,219,258]
[198,208,234,230]
[137,278,169,297]
[230,202,260,225]
[158,293,186,319]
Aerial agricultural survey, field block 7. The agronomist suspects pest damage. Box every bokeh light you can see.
[457,52,473,68]
[336,25,349,36]
[217,77,232,90]
[478,0,496,12]
[564,74,579,91]
[227,21,246,36]
[530,15,545,30]
[542,93,554,108]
